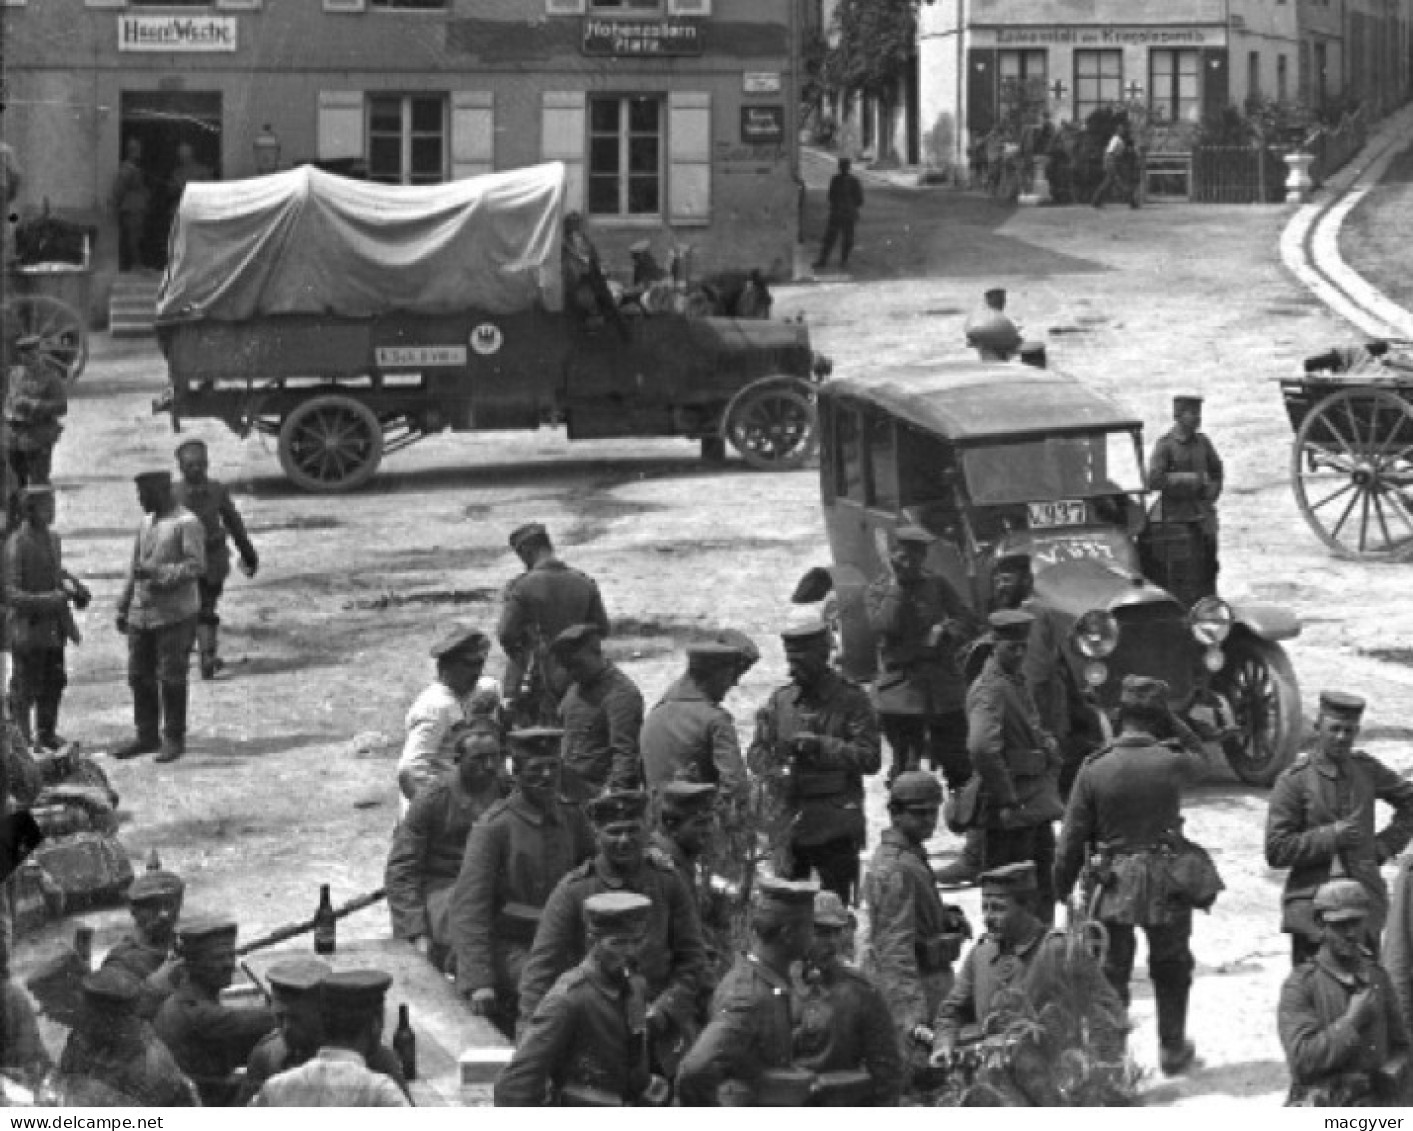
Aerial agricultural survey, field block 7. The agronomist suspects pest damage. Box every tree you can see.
[824,0,919,163]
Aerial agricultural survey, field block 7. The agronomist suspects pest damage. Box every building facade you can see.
[1,0,801,305]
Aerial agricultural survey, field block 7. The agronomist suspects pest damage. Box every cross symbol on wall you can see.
[1124,81,1144,100]
[1049,80,1069,100]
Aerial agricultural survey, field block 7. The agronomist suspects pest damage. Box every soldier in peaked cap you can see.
[1268,691,1413,969]
[714,628,761,685]
[1055,673,1209,1076]
[496,892,662,1106]
[396,623,493,813]
[1280,880,1411,1106]
[252,970,409,1107]
[153,917,276,1106]
[172,436,260,680]
[3,321,67,498]
[866,524,980,789]
[100,865,186,1020]
[1146,393,1224,605]
[642,641,750,805]
[449,725,594,1037]
[652,780,718,901]
[553,621,645,803]
[748,617,881,904]
[499,523,610,726]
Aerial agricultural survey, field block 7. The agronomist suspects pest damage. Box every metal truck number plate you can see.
[1027,500,1087,528]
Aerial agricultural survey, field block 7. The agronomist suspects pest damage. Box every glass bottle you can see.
[392,1003,417,1081]
[313,884,336,955]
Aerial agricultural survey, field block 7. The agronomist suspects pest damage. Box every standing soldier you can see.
[811,157,864,273]
[494,893,661,1107]
[171,438,259,680]
[963,288,1024,362]
[498,523,610,726]
[676,877,819,1105]
[1054,675,1208,1075]
[641,642,750,807]
[395,625,492,812]
[862,772,970,1064]
[1267,691,1413,966]
[100,865,185,1021]
[551,623,645,801]
[650,780,718,899]
[113,470,205,764]
[448,727,594,1038]
[748,619,881,903]
[966,609,1064,921]
[865,525,978,789]
[1279,880,1411,1106]
[4,334,68,497]
[1146,394,1224,603]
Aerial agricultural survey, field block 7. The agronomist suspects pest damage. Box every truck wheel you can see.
[277,395,384,492]
[725,383,818,471]
[1213,634,1302,786]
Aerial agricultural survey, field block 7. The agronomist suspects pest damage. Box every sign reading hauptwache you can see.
[118,15,239,52]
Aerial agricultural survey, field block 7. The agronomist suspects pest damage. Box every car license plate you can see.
[1027,500,1087,528]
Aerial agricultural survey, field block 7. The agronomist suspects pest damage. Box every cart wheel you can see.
[1213,634,1302,786]
[7,295,88,383]
[277,395,384,493]
[1292,387,1413,559]
[724,381,818,471]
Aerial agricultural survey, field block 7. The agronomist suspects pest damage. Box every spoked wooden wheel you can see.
[7,295,88,382]
[277,395,384,492]
[1292,387,1413,559]
[724,381,818,471]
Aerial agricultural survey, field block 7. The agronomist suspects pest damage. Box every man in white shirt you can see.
[396,624,493,813]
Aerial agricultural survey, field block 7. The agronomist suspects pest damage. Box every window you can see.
[590,0,660,10]
[588,96,662,216]
[1074,50,1122,122]
[834,407,865,502]
[370,0,447,7]
[999,50,1049,127]
[367,95,446,185]
[1248,51,1261,102]
[1277,54,1289,102]
[1149,49,1200,123]
[866,414,899,510]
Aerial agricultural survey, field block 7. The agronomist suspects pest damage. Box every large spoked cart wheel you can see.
[1291,386,1413,560]
[722,377,819,471]
[5,295,89,383]
[277,395,385,493]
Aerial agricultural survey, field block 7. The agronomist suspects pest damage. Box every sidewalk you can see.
[801,144,955,192]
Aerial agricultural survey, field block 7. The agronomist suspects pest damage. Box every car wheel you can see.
[277,394,385,493]
[1213,633,1302,786]
[724,382,818,471]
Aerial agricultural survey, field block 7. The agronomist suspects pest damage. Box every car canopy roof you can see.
[822,360,1142,442]
[156,162,566,323]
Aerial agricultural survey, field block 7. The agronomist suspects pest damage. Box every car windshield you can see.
[961,431,1145,505]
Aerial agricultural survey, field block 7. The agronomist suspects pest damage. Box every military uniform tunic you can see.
[864,570,976,717]
[498,557,610,716]
[641,674,748,805]
[100,935,177,1021]
[559,661,645,802]
[172,479,256,587]
[1147,427,1224,533]
[793,964,903,1106]
[676,953,796,1106]
[59,1027,198,1107]
[153,981,276,1106]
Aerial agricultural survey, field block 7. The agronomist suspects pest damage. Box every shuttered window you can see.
[541,92,587,212]
[667,91,710,224]
[317,91,365,161]
[451,92,495,180]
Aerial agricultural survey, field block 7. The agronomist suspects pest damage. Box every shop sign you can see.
[970,25,1225,49]
[740,106,784,145]
[119,15,238,52]
[743,72,782,95]
[582,18,703,57]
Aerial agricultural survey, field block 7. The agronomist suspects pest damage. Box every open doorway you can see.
[118,92,222,270]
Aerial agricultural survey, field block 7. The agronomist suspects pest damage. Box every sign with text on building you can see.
[743,72,782,95]
[582,18,703,57]
[740,106,784,145]
[969,25,1227,49]
[118,15,238,52]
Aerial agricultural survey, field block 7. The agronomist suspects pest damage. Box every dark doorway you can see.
[905,53,921,166]
[118,91,222,270]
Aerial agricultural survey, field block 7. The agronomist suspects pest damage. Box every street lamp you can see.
[253,124,281,174]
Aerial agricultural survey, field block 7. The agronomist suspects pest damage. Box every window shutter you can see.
[546,0,586,14]
[451,91,495,180]
[323,0,366,11]
[668,0,712,15]
[541,91,586,212]
[318,91,365,160]
[668,91,711,224]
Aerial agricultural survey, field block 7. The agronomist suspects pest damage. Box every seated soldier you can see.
[251,970,410,1107]
[100,864,185,1020]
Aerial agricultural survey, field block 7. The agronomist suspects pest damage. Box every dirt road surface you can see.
[19,151,1413,1106]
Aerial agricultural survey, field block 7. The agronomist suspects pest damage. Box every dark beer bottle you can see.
[393,1003,417,1081]
[73,926,94,971]
[313,884,336,955]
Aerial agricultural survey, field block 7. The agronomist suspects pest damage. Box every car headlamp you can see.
[1189,596,1234,648]
[1202,645,1226,673]
[1073,609,1120,660]
[1082,661,1109,688]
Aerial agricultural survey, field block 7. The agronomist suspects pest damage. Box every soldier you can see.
[396,624,493,813]
[251,970,410,1107]
[495,892,661,1106]
[862,772,970,1061]
[641,642,750,806]
[865,525,978,789]
[498,523,610,725]
[1266,691,1413,966]
[4,334,67,495]
[153,916,277,1106]
[242,960,408,1103]
[748,619,881,903]
[1146,394,1224,602]
[1054,675,1207,1075]
[967,608,1064,921]
[4,484,87,750]
[794,891,903,1106]
[963,288,1024,362]
[59,968,198,1106]
[1279,880,1411,1106]
[650,780,718,899]
[676,876,819,1105]
[449,727,594,1037]
[386,712,506,969]
[517,791,707,1061]
[171,438,259,680]
[100,865,185,1021]
[113,470,206,764]
[552,623,645,802]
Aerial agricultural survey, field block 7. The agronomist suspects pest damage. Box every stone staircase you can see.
[108,272,161,338]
